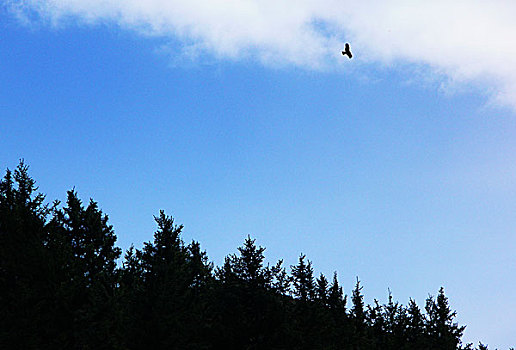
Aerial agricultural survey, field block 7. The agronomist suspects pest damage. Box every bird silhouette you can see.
[341,43,352,59]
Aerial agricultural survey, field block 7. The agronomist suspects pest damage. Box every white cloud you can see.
[10,0,516,109]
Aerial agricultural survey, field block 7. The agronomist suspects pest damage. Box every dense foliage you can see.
[0,162,511,349]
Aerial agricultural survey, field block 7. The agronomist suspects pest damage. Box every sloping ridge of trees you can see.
[0,161,510,350]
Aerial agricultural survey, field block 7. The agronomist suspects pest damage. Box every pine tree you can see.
[382,290,406,349]
[234,235,268,287]
[328,272,346,312]
[290,254,318,349]
[327,272,350,349]
[351,277,368,349]
[48,189,122,349]
[316,273,329,304]
[213,236,287,349]
[269,259,291,295]
[366,299,386,348]
[123,211,212,349]
[1,161,492,350]
[425,287,466,350]
[291,254,315,302]
[405,298,425,347]
[351,278,366,327]
[0,161,60,349]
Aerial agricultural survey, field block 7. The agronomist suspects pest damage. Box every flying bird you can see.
[342,43,352,59]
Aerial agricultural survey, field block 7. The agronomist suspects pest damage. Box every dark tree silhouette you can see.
[291,254,315,302]
[0,161,51,348]
[119,211,213,349]
[0,161,510,350]
[48,190,121,349]
[425,287,467,350]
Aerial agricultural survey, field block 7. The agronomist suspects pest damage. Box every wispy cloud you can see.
[9,0,516,110]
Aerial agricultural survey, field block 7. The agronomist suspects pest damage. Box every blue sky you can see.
[2,2,516,348]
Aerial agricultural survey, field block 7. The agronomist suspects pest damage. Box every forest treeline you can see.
[0,161,510,350]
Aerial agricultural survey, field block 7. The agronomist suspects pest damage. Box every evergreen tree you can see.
[316,273,329,305]
[351,278,366,327]
[366,299,386,348]
[48,189,122,349]
[328,272,346,312]
[382,290,406,349]
[405,298,425,348]
[0,161,51,349]
[351,278,368,349]
[213,236,287,349]
[2,161,506,350]
[290,255,323,349]
[234,235,269,287]
[327,272,350,349]
[269,259,291,295]
[291,254,315,302]
[121,211,212,350]
[425,287,466,350]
